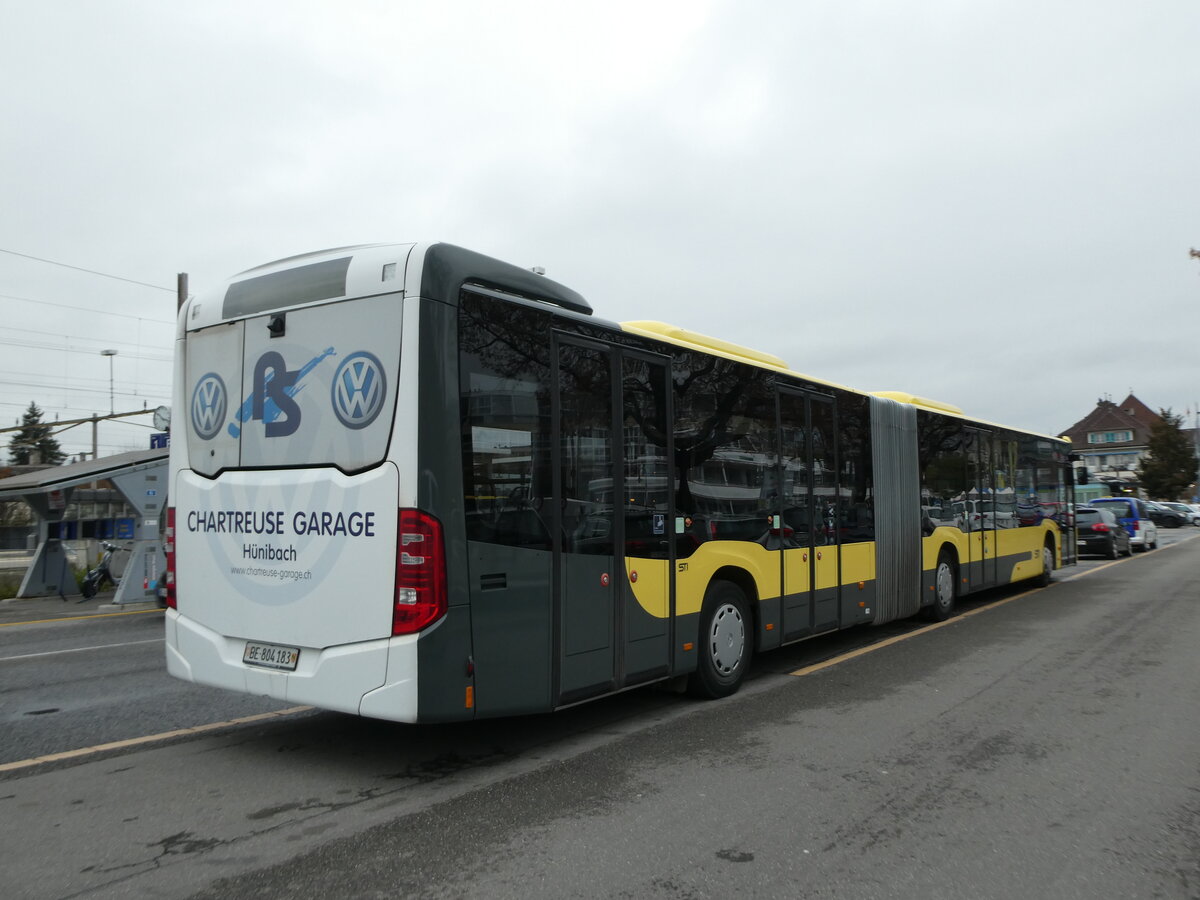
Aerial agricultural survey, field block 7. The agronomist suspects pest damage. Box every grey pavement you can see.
[0,590,159,625]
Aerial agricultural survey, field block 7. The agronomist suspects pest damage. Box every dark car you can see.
[1074,506,1132,559]
[1145,500,1186,529]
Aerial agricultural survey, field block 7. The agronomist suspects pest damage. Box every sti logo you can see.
[226,347,335,439]
[331,352,386,429]
[190,373,228,440]
[252,351,302,438]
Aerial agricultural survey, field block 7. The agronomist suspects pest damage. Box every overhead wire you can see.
[0,329,172,360]
[0,291,174,325]
[0,252,178,459]
[0,247,176,293]
[0,345,171,365]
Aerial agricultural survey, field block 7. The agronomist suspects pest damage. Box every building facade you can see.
[1060,394,1160,497]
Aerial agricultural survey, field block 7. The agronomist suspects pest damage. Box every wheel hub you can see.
[936,562,954,607]
[709,604,744,675]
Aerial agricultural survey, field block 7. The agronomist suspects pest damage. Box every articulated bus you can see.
[165,243,1074,722]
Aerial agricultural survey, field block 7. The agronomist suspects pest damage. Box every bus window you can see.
[459,292,553,550]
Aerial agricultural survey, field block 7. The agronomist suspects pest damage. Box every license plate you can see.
[243,641,300,671]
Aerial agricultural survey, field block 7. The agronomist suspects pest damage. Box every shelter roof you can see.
[0,448,167,499]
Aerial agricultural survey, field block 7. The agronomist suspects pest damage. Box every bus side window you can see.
[458,293,554,552]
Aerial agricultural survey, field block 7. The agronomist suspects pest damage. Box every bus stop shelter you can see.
[0,448,168,604]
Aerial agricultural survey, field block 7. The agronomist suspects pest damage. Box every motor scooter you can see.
[80,541,120,601]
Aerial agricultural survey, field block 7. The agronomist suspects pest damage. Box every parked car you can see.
[1158,501,1200,526]
[1074,506,1132,559]
[1145,500,1187,529]
[1089,497,1159,551]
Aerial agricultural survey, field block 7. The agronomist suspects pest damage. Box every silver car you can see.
[1159,501,1200,526]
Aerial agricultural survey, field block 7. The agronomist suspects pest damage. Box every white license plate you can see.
[243,641,300,671]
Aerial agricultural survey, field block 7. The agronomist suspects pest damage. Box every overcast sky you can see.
[2,0,1198,463]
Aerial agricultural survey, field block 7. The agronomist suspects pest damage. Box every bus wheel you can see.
[689,581,751,699]
[923,550,957,621]
[1035,541,1054,587]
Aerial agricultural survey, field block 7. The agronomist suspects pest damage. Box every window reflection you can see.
[459,292,554,550]
[1017,437,1070,528]
[837,397,874,544]
[669,352,776,553]
[458,293,878,559]
[917,413,968,534]
[622,357,673,560]
[558,343,614,555]
[778,392,810,548]
[919,411,1070,535]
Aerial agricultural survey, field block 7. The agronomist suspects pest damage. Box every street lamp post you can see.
[100,349,118,414]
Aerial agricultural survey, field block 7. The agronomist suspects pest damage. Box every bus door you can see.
[1062,463,1077,565]
[553,336,674,705]
[966,429,998,590]
[779,389,840,639]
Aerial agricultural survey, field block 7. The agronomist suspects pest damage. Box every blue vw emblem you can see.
[191,373,228,440]
[331,352,386,429]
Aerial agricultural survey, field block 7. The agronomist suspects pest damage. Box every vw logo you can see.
[331,352,386,429]
[191,373,228,440]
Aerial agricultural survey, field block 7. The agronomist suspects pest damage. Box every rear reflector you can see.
[164,507,177,609]
[393,509,447,635]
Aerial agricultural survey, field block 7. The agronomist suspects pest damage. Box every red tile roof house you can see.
[1060,394,1162,496]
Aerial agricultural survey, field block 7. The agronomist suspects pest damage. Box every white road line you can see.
[0,637,164,662]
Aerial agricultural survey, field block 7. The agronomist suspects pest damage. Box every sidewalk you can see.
[0,591,161,626]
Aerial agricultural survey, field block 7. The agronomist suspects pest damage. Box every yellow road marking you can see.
[790,538,1184,678]
[790,584,1041,677]
[0,705,313,774]
[1059,558,1126,580]
[0,608,165,628]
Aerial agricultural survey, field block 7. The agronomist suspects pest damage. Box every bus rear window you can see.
[223,257,352,318]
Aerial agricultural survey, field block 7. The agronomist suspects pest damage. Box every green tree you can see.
[1137,409,1195,499]
[6,402,66,466]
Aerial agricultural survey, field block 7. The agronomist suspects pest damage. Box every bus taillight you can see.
[394,509,447,635]
[164,507,177,609]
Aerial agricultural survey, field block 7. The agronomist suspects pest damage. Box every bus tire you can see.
[688,581,751,699]
[1035,540,1054,587]
[922,549,957,621]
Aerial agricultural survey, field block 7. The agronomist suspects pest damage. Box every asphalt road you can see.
[1,529,1197,899]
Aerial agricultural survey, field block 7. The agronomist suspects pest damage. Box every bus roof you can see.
[619,321,1067,445]
[185,242,591,331]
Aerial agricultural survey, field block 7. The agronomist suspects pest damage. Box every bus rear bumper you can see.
[165,609,419,722]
